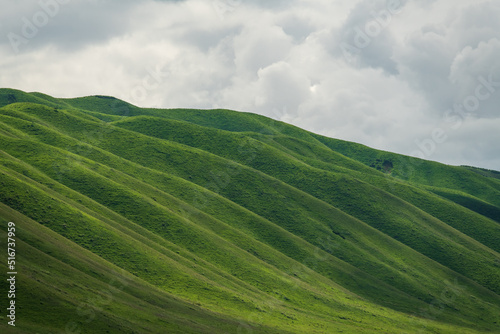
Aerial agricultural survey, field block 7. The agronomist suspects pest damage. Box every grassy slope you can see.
[0,89,499,333]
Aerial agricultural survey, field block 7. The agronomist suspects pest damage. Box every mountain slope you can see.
[0,88,499,333]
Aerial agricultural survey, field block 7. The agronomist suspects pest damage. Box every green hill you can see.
[0,88,499,333]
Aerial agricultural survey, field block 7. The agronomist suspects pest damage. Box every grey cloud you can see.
[1,0,142,54]
[254,61,311,115]
[450,1,500,51]
[449,38,500,119]
[233,25,293,75]
[395,28,456,112]
[278,15,316,43]
[0,0,499,170]
[434,118,500,169]
[174,25,242,52]
[328,0,408,74]
[245,0,298,10]
[395,1,500,120]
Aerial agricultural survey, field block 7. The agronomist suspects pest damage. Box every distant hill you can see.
[1,88,499,333]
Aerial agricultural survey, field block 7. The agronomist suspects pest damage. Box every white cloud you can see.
[233,24,293,76]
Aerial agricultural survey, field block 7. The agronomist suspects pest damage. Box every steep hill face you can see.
[0,88,499,334]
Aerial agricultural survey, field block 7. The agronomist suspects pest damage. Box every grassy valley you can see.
[0,88,499,333]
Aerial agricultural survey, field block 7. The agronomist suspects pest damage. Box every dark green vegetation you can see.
[0,88,499,333]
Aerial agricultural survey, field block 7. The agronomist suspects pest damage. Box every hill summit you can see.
[0,88,499,333]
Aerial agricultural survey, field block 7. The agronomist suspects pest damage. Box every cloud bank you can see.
[1,0,499,170]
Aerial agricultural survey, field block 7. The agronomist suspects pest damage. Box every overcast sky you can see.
[1,0,499,170]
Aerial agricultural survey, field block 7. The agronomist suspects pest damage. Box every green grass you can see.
[0,88,499,333]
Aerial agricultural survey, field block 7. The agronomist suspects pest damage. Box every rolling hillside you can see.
[0,88,499,333]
